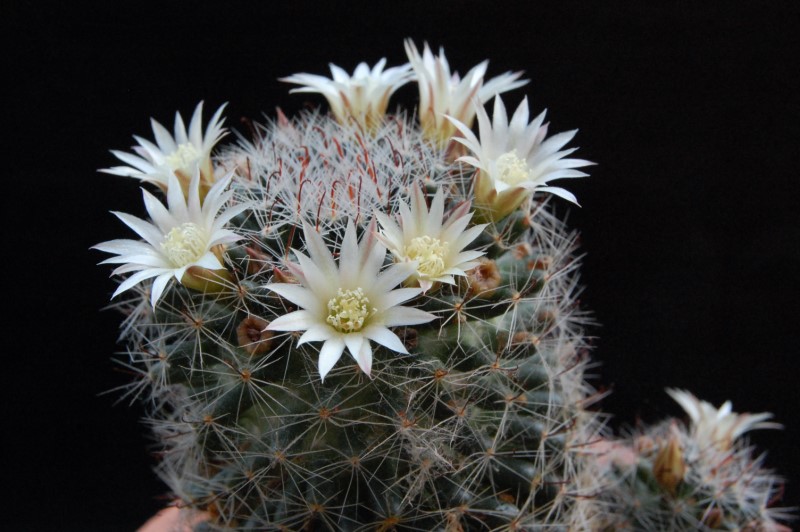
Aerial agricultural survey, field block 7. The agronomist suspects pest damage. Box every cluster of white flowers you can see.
[95,40,590,380]
[95,43,791,531]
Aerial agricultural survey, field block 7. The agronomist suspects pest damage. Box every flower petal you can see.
[318,337,346,381]
[111,268,166,299]
[356,341,372,377]
[150,273,173,308]
[298,324,335,346]
[267,310,317,332]
[381,306,436,327]
[266,283,322,314]
[343,334,365,364]
[301,222,338,281]
[360,325,406,354]
[112,211,164,249]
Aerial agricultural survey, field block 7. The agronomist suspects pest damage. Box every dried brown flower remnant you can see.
[396,327,419,351]
[467,257,501,296]
[237,316,274,355]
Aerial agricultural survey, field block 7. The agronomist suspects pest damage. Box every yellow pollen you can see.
[165,143,201,172]
[161,222,208,267]
[495,150,532,187]
[326,288,374,333]
[406,236,449,279]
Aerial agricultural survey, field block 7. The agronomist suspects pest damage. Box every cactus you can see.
[592,390,789,531]
[95,42,790,530]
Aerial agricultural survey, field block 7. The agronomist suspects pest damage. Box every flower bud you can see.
[652,428,686,495]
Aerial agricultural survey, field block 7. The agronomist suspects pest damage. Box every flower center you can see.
[326,288,375,333]
[495,150,532,187]
[161,222,208,267]
[165,143,201,172]
[406,236,449,279]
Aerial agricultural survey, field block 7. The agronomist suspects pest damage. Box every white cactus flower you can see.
[280,59,413,130]
[93,172,247,308]
[667,388,781,452]
[101,101,227,193]
[448,95,593,221]
[376,185,486,293]
[266,220,435,381]
[404,39,527,146]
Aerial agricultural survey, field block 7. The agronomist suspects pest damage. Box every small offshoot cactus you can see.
[95,41,791,531]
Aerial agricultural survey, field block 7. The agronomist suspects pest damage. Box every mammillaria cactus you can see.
[95,41,790,531]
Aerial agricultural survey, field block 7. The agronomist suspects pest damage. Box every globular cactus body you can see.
[116,111,601,530]
[96,43,789,531]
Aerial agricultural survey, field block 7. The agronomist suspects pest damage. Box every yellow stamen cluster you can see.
[161,222,207,267]
[495,150,531,187]
[326,288,374,333]
[406,236,449,279]
[165,143,201,173]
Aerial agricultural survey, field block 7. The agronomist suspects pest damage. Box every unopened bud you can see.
[181,266,233,294]
[701,508,724,529]
[245,246,269,275]
[512,243,533,259]
[271,266,296,284]
[653,428,686,495]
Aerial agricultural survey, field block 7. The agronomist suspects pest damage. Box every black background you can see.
[8,2,800,530]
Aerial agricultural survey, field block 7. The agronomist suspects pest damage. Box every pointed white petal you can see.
[380,306,436,327]
[343,334,365,363]
[166,174,189,221]
[92,238,157,256]
[186,171,203,221]
[141,189,177,233]
[535,186,579,205]
[425,188,446,235]
[375,287,422,311]
[338,219,361,287]
[193,253,224,270]
[492,96,509,135]
[150,118,177,153]
[100,253,169,268]
[106,150,154,174]
[298,324,334,346]
[267,310,317,332]
[111,268,166,299]
[454,246,486,261]
[361,325,407,354]
[360,222,386,280]
[454,154,483,169]
[301,222,338,280]
[295,251,337,301]
[318,337,346,381]
[372,261,416,295]
[112,211,163,249]
[667,389,701,423]
[202,172,235,217]
[188,101,204,147]
[266,283,322,314]
[150,274,173,308]
[174,109,188,145]
[355,341,372,377]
